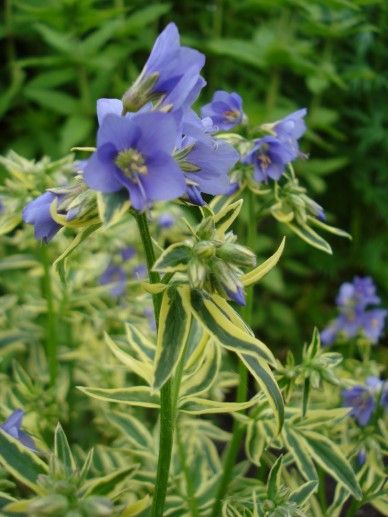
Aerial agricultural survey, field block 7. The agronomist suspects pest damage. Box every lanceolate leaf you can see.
[179,395,260,415]
[289,481,318,505]
[190,290,275,365]
[153,286,192,389]
[0,429,47,493]
[107,411,154,451]
[77,386,160,408]
[213,199,243,236]
[105,333,153,384]
[299,429,362,500]
[267,455,283,499]
[241,237,286,287]
[307,216,352,239]
[239,353,284,432]
[282,425,318,482]
[84,465,138,496]
[54,423,76,472]
[152,243,192,273]
[181,344,220,399]
[287,222,332,254]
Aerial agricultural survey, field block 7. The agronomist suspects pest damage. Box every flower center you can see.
[115,149,147,179]
[258,152,272,170]
[224,109,240,121]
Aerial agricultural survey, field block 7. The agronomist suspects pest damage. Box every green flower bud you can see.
[193,240,216,259]
[82,496,114,517]
[28,494,68,516]
[188,257,207,288]
[216,242,256,268]
[122,72,160,113]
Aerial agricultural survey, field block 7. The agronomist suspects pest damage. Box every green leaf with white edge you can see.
[190,290,275,365]
[299,429,362,500]
[105,333,153,384]
[289,481,318,505]
[282,425,318,482]
[153,286,192,389]
[307,215,352,239]
[79,449,94,485]
[0,429,47,493]
[122,495,151,517]
[306,327,321,359]
[0,214,22,235]
[107,411,154,451]
[0,254,38,271]
[53,223,100,284]
[152,243,192,273]
[241,237,285,287]
[179,395,260,415]
[287,222,333,254]
[245,422,268,466]
[77,386,159,408]
[181,344,220,399]
[125,323,155,363]
[267,455,283,499]
[84,465,138,496]
[54,423,76,472]
[97,191,130,226]
[213,199,243,236]
[238,352,284,432]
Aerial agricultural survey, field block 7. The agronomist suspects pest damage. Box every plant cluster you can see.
[0,20,387,517]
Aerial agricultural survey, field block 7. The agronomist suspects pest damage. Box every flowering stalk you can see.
[133,211,175,517]
[40,246,58,386]
[211,189,256,517]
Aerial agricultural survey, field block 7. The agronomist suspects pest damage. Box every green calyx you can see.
[115,149,147,179]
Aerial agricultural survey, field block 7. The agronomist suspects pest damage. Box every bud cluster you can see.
[154,214,256,305]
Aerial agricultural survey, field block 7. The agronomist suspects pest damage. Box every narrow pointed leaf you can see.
[0,429,47,492]
[152,243,192,273]
[241,237,286,287]
[213,199,243,236]
[300,429,362,500]
[77,386,159,408]
[282,426,318,482]
[153,286,192,389]
[289,481,318,505]
[287,223,332,254]
[54,423,76,472]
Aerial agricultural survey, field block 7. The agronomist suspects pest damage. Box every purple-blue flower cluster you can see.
[321,276,387,345]
[0,409,35,450]
[244,109,307,183]
[342,376,388,426]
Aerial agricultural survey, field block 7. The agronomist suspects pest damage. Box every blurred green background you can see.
[1,0,387,353]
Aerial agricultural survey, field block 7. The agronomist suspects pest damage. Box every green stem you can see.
[134,211,175,517]
[211,189,256,517]
[318,467,327,512]
[176,421,200,517]
[40,246,57,386]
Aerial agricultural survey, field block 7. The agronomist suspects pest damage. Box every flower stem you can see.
[177,421,200,517]
[40,246,57,386]
[211,189,256,517]
[134,211,175,517]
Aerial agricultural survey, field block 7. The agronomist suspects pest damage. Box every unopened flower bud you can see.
[28,495,68,515]
[82,496,114,516]
[122,72,160,113]
[217,242,256,268]
[212,260,245,305]
[188,257,207,288]
[193,240,215,259]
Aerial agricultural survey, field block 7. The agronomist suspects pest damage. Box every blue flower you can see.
[176,110,239,204]
[201,91,243,131]
[243,136,296,183]
[120,246,136,261]
[84,112,186,211]
[122,23,205,112]
[0,409,36,450]
[0,197,4,215]
[321,276,386,345]
[336,277,380,311]
[342,385,375,426]
[273,108,307,143]
[100,264,127,297]
[158,213,175,229]
[132,264,147,280]
[23,192,62,242]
